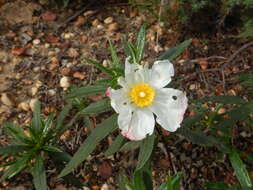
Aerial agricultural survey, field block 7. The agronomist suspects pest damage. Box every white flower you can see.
[109,57,188,141]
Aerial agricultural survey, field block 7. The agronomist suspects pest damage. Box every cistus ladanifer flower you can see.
[109,57,188,141]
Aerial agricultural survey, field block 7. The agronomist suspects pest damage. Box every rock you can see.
[73,72,85,79]
[33,39,40,45]
[29,98,38,111]
[31,87,38,96]
[63,33,74,39]
[92,19,101,27]
[41,11,57,21]
[48,89,56,96]
[82,187,90,190]
[107,23,118,31]
[18,101,30,111]
[11,47,26,56]
[35,80,42,88]
[80,35,88,43]
[74,16,86,26]
[60,76,70,88]
[98,161,112,179]
[60,67,71,76]
[67,48,79,58]
[101,184,109,190]
[104,17,113,24]
[1,93,14,107]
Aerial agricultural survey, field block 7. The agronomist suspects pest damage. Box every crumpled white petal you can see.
[121,108,155,141]
[124,57,142,75]
[110,89,131,113]
[150,88,187,132]
[150,60,174,89]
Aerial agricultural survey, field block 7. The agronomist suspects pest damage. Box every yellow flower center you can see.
[129,83,155,107]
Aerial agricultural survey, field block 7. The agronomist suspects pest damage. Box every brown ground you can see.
[0,0,253,189]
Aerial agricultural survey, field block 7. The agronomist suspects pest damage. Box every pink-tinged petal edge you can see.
[105,87,111,97]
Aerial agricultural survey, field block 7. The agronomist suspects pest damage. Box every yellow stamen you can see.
[129,83,155,107]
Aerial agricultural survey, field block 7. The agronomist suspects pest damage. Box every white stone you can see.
[33,39,40,45]
[1,93,14,107]
[60,77,70,88]
[29,98,38,111]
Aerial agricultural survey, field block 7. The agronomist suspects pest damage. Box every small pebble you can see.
[29,98,38,111]
[60,76,70,88]
[1,93,14,107]
[67,48,79,58]
[108,23,118,31]
[48,89,56,96]
[73,72,85,79]
[32,39,40,45]
[31,87,38,96]
[104,17,113,24]
[18,101,30,111]
[101,184,109,190]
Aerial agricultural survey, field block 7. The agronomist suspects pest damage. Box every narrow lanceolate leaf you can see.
[136,24,146,63]
[42,145,62,152]
[0,145,28,155]
[167,172,182,190]
[55,102,72,132]
[0,153,31,181]
[120,141,141,151]
[59,114,118,178]
[32,101,43,135]
[124,42,137,63]
[200,95,246,104]
[109,40,121,66]
[104,135,126,157]
[79,98,112,115]
[158,39,192,61]
[65,84,108,99]
[32,155,47,190]
[177,128,219,146]
[229,150,252,188]
[136,134,155,171]
[4,122,30,144]
[84,57,114,75]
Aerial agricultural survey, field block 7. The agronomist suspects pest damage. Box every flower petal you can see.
[125,57,142,75]
[150,88,187,132]
[121,108,155,141]
[150,60,174,88]
[110,89,131,113]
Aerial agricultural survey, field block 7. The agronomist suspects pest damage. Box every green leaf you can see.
[42,145,62,152]
[158,39,192,61]
[79,98,112,115]
[124,42,137,63]
[136,134,155,171]
[133,161,153,190]
[42,112,54,137]
[104,135,126,157]
[55,103,72,133]
[204,181,238,190]
[4,122,31,144]
[200,96,246,104]
[229,150,252,188]
[158,173,182,190]
[59,114,118,178]
[49,151,83,188]
[136,24,146,63]
[0,153,31,181]
[0,145,28,155]
[120,141,141,151]
[32,155,47,190]
[167,172,182,190]
[85,57,114,75]
[109,40,121,66]
[65,84,108,99]
[31,101,43,135]
[177,128,219,146]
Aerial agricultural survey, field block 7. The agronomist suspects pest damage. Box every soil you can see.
[0,0,253,190]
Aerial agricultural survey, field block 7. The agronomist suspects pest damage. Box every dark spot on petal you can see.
[172,96,177,100]
[123,102,127,105]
